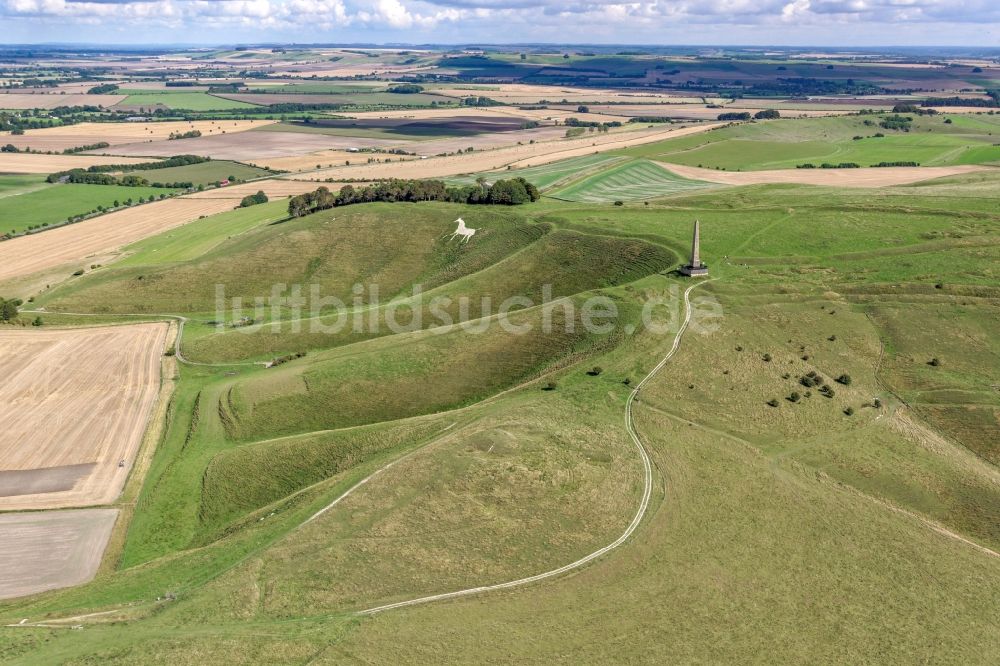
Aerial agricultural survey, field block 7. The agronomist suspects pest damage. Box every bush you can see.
[835,374,852,386]
[587,366,603,376]
[928,357,941,367]
[31,316,43,327]
[762,353,772,362]
[239,190,269,208]
[0,298,19,321]
[767,398,779,408]
[788,392,801,403]
[844,407,855,416]
[543,381,558,391]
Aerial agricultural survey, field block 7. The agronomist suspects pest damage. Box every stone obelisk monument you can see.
[680,219,709,276]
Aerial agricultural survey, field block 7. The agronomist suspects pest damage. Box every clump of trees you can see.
[288,178,540,217]
[63,141,110,154]
[754,109,780,119]
[239,190,269,208]
[168,130,202,140]
[0,297,22,321]
[879,114,913,131]
[87,83,119,95]
[46,170,151,186]
[717,112,752,121]
[388,84,424,94]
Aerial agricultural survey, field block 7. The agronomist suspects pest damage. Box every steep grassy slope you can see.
[42,203,549,315]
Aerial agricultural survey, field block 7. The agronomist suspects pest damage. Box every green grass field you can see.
[448,153,628,190]
[0,182,177,236]
[549,158,715,202]
[123,160,273,186]
[117,91,259,111]
[0,174,47,198]
[618,113,1000,170]
[3,131,999,663]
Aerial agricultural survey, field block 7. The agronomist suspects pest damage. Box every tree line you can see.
[288,178,540,217]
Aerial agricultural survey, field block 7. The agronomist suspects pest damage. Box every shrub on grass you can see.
[767,398,779,408]
[928,358,941,367]
[762,353,772,362]
[543,381,558,391]
[788,392,801,403]
[844,407,855,416]
[836,374,852,386]
[587,366,603,376]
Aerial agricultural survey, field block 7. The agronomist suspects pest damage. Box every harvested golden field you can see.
[0,509,118,600]
[0,153,159,174]
[262,150,390,171]
[286,123,721,182]
[0,197,244,284]
[0,323,167,511]
[183,178,320,199]
[0,119,276,152]
[658,162,994,187]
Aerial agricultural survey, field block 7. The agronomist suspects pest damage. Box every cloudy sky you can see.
[1,0,997,46]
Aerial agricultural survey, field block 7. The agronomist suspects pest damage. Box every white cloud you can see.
[0,0,996,40]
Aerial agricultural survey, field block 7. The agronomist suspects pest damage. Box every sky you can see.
[1,0,998,47]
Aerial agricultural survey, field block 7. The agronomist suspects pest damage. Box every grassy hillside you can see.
[42,203,549,315]
[2,159,998,663]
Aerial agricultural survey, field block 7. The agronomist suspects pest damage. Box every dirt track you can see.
[0,509,118,600]
[658,162,994,188]
[0,323,167,510]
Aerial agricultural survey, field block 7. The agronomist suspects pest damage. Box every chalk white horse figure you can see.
[449,217,477,243]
